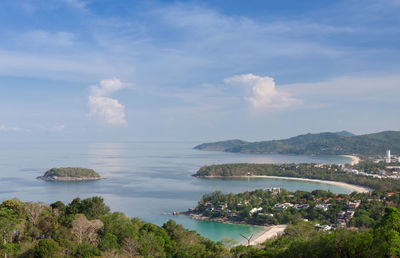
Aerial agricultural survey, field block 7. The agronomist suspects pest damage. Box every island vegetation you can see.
[37,167,102,182]
[194,163,400,192]
[194,130,400,156]
[1,196,400,257]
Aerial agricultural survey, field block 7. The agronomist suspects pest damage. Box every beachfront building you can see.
[250,207,263,214]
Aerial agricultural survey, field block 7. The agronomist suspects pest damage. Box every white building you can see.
[249,207,263,214]
[386,150,391,163]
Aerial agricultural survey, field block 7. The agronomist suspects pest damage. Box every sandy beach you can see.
[249,175,371,193]
[202,175,372,193]
[242,225,287,246]
[341,155,361,165]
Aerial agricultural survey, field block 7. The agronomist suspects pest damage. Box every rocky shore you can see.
[37,175,103,181]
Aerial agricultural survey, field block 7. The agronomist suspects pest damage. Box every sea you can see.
[0,141,352,243]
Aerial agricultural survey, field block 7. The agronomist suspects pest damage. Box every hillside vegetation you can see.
[0,197,225,257]
[194,130,400,155]
[2,197,400,257]
[43,167,100,178]
[194,163,400,192]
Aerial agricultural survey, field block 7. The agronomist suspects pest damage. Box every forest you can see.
[0,196,225,257]
[1,196,400,257]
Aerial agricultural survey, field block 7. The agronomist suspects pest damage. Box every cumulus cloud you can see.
[224,74,300,111]
[90,78,128,97]
[88,78,128,126]
[0,125,22,132]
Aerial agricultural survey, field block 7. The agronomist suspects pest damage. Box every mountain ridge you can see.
[194,130,400,155]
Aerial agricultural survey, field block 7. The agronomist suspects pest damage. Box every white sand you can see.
[341,155,361,165]
[250,175,371,193]
[205,175,372,193]
[244,225,287,246]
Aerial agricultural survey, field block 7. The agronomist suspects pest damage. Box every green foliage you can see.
[34,239,61,258]
[0,207,20,244]
[51,201,66,212]
[195,130,400,155]
[372,207,400,257]
[194,163,400,192]
[65,197,110,220]
[74,242,100,258]
[1,199,23,216]
[4,195,400,257]
[43,167,100,178]
[98,233,119,251]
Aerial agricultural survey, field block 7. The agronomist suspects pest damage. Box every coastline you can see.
[37,176,103,182]
[197,175,372,193]
[244,225,287,246]
[341,155,361,165]
[187,214,286,246]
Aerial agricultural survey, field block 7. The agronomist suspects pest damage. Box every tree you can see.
[50,201,66,213]
[0,208,20,258]
[23,202,45,226]
[98,233,119,251]
[121,238,141,257]
[71,214,103,244]
[101,212,138,244]
[1,199,23,217]
[81,196,110,220]
[34,239,61,258]
[373,207,400,257]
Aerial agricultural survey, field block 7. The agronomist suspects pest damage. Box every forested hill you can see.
[194,130,400,155]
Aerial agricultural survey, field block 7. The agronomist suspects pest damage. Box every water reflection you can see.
[87,143,126,176]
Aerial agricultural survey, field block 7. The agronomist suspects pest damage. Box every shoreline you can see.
[37,176,104,182]
[243,225,287,246]
[187,214,285,246]
[341,155,361,165]
[196,175,372,193]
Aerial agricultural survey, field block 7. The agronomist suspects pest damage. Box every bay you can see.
[0,141,352,242]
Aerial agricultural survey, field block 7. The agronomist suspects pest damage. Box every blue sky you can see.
[0,0,399,142]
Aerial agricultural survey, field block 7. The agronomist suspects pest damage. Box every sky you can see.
[0,0,399,142]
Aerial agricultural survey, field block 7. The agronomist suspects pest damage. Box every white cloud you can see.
[224,74,300,111]
[88,78,128,126]
[0,125,22,132]
[90,78,128,96]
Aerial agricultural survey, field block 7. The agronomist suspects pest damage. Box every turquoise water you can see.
[0,141,352,242]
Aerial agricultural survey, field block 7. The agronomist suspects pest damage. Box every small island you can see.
[37,167,102,181]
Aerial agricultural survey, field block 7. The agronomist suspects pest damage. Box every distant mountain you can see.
[334,130,355,137]
[194,131,400,156]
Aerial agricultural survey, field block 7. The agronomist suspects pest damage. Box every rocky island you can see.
[37,167,102,181]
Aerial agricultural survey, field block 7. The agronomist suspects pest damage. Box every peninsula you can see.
[194,130,400,156]
[193,163,400,192]
[37,167,102,181]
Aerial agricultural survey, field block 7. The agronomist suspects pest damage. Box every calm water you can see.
[0,141,352,242]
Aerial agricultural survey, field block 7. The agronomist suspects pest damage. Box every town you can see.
[187,186,397,232]
[342,150,400,179]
